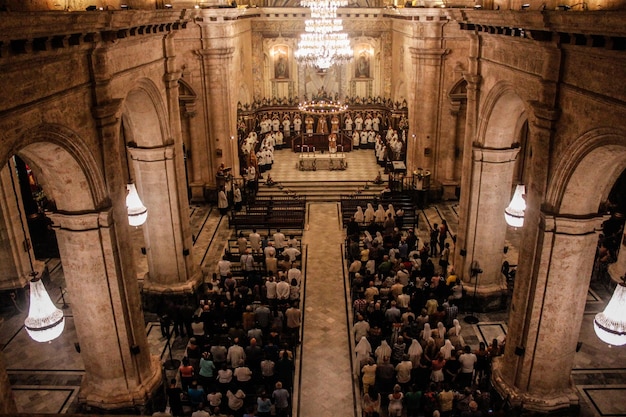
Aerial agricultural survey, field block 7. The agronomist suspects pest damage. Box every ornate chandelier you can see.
[126,183,148,227]
[295,0,353,70]
[25,272,66,343]
[299,99,348,115]
[594,276,626,346]
[504,184,526,227]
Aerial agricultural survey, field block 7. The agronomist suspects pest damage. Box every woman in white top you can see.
[364,203,375,223]
[354,206,365,223]
[375,204,386,223]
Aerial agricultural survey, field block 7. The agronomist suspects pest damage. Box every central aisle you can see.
[298,203,357,417]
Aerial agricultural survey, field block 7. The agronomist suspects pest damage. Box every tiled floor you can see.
[1,152,625,416]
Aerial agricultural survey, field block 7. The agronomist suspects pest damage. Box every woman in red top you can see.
[179,357,195,391]
[430,353,446,387]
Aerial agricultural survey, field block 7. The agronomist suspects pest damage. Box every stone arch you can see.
[547,127,626,216]
[122,78,170,148]
[477,82,528,148]
[9,123,106,212]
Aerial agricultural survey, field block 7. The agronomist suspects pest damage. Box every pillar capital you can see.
[408,47,449,65]
[128,143,176,162]
[472,145,520,163]
[540,212,603,235]
[49,209,113,231]
[196,46,235,60]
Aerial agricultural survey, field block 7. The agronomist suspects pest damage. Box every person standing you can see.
[285,302,301,346]
[218,186,229,215]
[272,381,291,417]
[233,185,242,211]
[457,345,477,390]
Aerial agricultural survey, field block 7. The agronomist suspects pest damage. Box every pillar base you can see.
[79,355,162,412]
[491,357,580,413]
[141,271,204,313]
[189,182,207,203]
[464,281,507,312]
[441,180,459,200]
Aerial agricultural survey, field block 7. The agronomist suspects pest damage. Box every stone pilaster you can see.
[493,213,602,412]
[459,146,520,310]
[128,144,201,295]
[406,45,448,174]
[0,352,17,414]
[0,161,36,290]
[197,47,238,183]
[453,32,481,278]
[49,210,161,411]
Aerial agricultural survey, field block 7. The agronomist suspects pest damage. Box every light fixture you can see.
[298,99,348,115]
[473,4,482,8]
[594,276,626,346]
[8,156,65,343]
[295,0,353,70]
[126,183,148,227]
[25,271,66,343]
[521,3,530,9]
[504,184,526,227]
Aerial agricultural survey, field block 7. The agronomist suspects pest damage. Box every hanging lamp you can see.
[25,271,66,343]
[126,183,148,227]
[504,184,526,227]
[594,276,626,346]
[9,156,66,343]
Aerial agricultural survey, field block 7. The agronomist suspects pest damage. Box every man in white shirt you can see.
[283,243,301,262]
[287,266,302,287]
[264,241,276,259]
[218,255,231,283]
[273,229,286,254]
[265,276,277,310]
[249,229,261,253]
[458,345,477,389]
[276,275,291,302]
[240,249,255,279]
[227,338,246,369]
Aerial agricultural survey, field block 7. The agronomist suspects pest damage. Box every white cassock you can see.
[275,131,284,146]
[355,116,363,131]
[345,118,353,131]
[367,131,376,143]
[353,131,360,147]
[360,131,368,145]
[373,117,380,132]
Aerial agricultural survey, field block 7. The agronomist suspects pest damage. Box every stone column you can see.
[0,351,17,414]
[460,146,520,310]
[407,44,448,174]
[128,144,201,295]
[49,210,161,410]
[197,46,238,182]
[0,160,36,290]
[453,32,481,275]
[493,214,602,412]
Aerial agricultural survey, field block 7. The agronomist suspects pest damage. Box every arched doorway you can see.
[121,80,201,309]
[0,123,161,411]
[455,85,528,310]
[494,127,626,412]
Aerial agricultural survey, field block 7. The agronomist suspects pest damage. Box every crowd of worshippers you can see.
[345,211,508,416]
[158,234,303,417]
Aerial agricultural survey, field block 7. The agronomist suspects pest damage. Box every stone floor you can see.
[0,150,625,416]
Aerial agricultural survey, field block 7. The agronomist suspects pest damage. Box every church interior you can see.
[0,0,626,415]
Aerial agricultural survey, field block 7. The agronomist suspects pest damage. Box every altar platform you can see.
[298,152,347,171]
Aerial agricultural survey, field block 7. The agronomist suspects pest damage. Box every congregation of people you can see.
[346,205,507,417]
[156,228,304,417]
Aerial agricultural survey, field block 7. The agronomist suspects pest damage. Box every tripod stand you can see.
[464,265,482,324]
[163,324,180,370]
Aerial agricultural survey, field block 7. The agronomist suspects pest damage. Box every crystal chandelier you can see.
[504,184,526,227]
[296,0,353,70]
[299,99,348,115]
[8,156,65,343]
[594,276,626,346]
[25,272,66,343]
[126,183,148,227]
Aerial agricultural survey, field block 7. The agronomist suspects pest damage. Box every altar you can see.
[298,152,347,171]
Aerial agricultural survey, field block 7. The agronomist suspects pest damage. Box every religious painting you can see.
[274,47,289,79]
[355,52,370,78]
